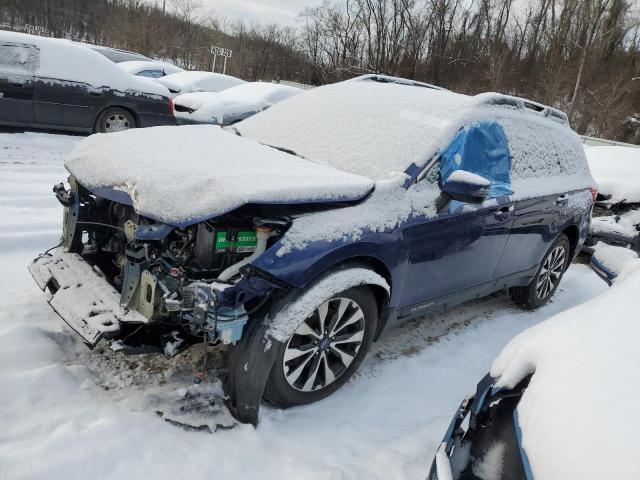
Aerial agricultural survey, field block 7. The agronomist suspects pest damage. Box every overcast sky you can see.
[200,0,321,26]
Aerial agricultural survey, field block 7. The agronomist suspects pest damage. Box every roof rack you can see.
[355,74,448,91]
[475,93,569,125]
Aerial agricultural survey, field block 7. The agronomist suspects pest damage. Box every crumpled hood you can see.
[65,125,374,227]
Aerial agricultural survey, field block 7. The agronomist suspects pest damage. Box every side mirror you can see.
[441,170,490,203]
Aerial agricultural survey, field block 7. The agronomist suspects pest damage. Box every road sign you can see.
[211,46,232,58]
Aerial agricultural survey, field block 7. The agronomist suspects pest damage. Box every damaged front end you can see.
[30,177,290,357]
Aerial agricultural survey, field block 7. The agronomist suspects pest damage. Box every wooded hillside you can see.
[1,0,639,143]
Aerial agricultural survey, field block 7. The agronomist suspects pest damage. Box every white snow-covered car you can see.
[118,60,184,79]
[583,145,640,254]
[155,70,245,96]
[173,82,302,125]
[429,245,640,480]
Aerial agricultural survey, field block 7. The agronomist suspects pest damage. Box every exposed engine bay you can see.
[36,177,292,355]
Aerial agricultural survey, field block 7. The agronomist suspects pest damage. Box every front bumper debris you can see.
[29,251,147,347]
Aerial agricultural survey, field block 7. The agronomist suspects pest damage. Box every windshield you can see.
[236,78,472,181]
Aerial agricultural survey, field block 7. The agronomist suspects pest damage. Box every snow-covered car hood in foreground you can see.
[65,125,374,226]
[490,247,640,480]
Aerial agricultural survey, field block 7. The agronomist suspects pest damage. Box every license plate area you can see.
[29,252,147,347]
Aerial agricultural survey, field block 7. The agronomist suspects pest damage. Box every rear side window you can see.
[0,43,39,75]
[501,117,589,180]
[439,122,513,198]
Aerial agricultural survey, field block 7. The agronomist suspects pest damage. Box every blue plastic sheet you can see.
[439,122,513,197]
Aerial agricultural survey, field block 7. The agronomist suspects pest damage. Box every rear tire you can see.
[264,286,377,407]
[510,233,570,310]
[95,107,136,133]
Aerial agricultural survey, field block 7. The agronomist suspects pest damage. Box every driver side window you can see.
[437,122,513,198]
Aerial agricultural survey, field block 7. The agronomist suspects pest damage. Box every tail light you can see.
[589,187,598,202]
[168,97,174,115]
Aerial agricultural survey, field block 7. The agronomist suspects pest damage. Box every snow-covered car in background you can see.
[118,60,184,78]
[428,246,640,480]
[84,44,151,63]
[583,145,640,254]
[173,82,302,125]
[155,70,245,96]
[0,31,175,133]
[29,75,595,425]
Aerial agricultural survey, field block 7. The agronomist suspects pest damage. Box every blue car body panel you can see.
[249,120,590,334]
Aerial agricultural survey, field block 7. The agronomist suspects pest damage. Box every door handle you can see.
[10,82,25,87]
[556,194,568,205]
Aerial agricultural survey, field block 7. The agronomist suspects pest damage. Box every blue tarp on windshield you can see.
[439,122,513,197]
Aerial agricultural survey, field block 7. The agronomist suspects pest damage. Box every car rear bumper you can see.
[138,112,177,127]
[29,251,147,347]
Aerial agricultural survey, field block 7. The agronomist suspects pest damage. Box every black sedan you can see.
[0,31,175,133]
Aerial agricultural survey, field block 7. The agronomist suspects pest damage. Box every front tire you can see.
[510,233,570,310]
[264,286,377,407]
[95,107,136,133]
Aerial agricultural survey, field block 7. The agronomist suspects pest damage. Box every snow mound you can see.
[65,125,374,225]
[490,254,640,480]
[591,242,639,280]
[584,145,640,203]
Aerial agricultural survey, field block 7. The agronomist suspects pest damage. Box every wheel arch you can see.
[561,224,580,262]
[301,255,394,341]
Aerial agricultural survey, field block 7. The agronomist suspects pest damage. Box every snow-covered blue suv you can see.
[30,75,596,424]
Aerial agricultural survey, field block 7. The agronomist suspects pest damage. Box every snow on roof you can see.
[174,82,302,124]
[490,250,640,480]
[65,125,374,226]
[0,30,168,97]
[584,145,640,203]
[236,77,475,180]
[155,70,245,94]
[118,60,184,76]
[238,77,590,187]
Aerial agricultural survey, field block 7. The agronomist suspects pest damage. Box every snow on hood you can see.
[174,82,302,124]
[118,60,184,76]
[0,31,169,97]
[155,71,245,94]
[490,249,640,480]
[65,125,374,226]
[584,145,640,203]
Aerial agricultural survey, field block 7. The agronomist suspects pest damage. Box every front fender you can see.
[251,229,402,291]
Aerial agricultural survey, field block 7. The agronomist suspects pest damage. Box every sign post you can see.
[210,46,233,74]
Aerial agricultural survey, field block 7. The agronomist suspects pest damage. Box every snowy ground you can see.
[0,130,609,479]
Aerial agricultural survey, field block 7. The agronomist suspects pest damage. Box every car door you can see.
[493,193,563,278]
[399,184,515,312]
[33,78,104,130]
[397,122,515,313]
[0,42,38,125]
